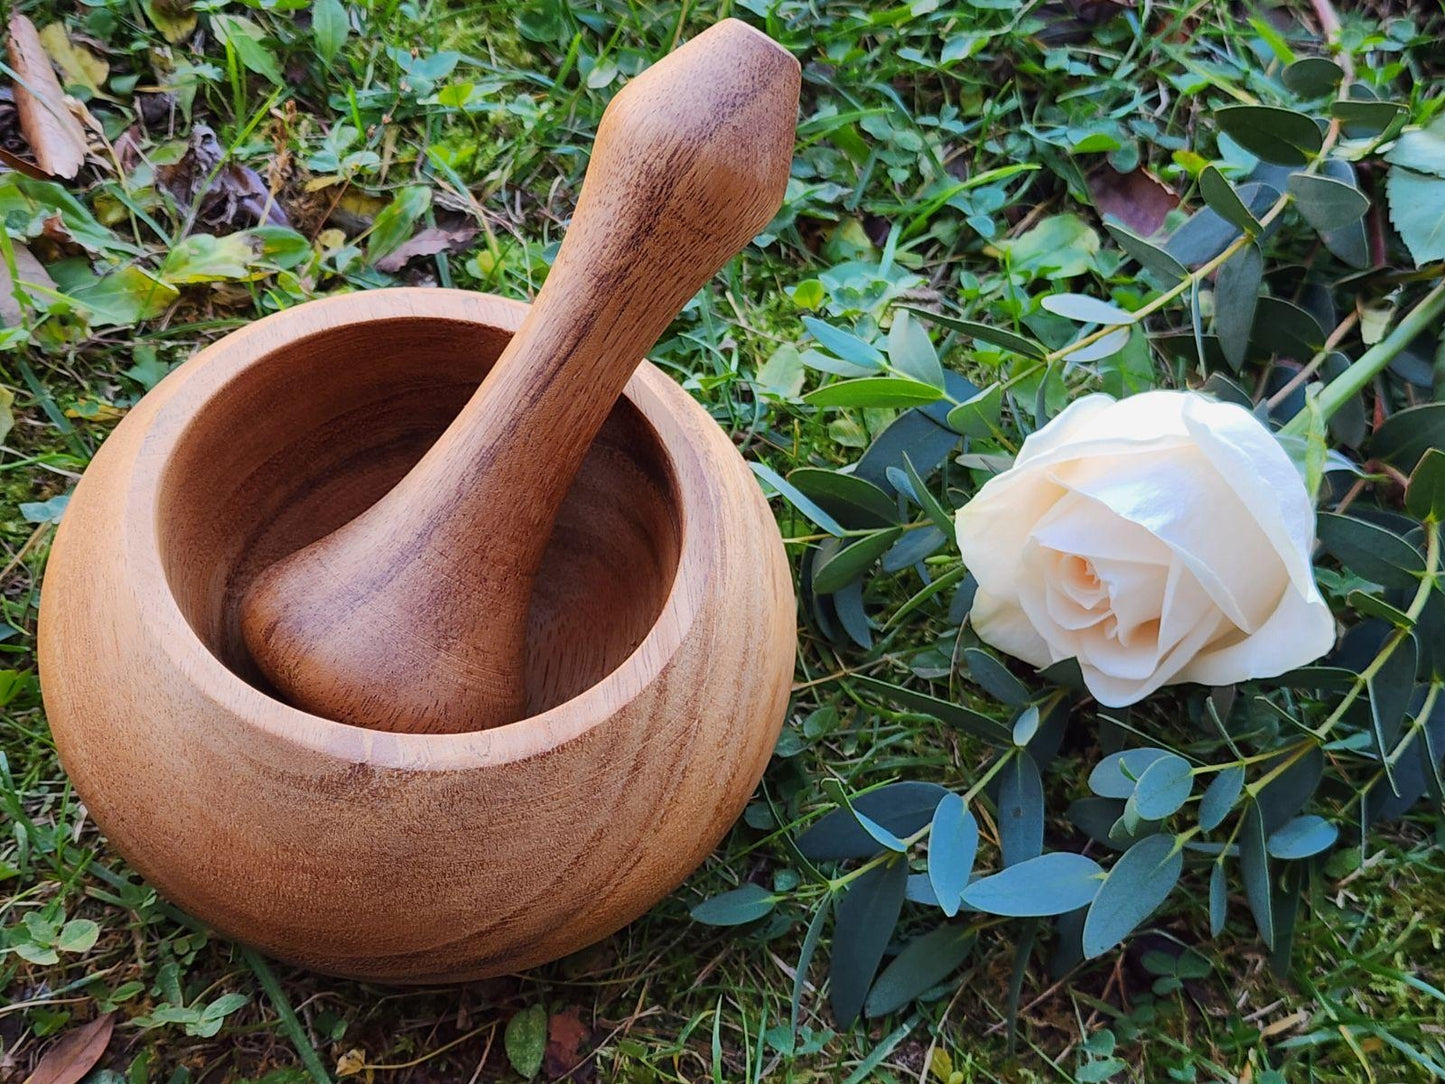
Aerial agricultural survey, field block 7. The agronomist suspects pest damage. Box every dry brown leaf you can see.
[157,124,289,229]
[7,13,88,179]
[0,243,58,326]
[373,224,479,272]
[23,1012,115,1084]
[1086,164,1179,237]
[543,1007,591,1079]
[38,23,109,97]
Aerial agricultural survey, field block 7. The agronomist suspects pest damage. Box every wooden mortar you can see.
[37,288,796,981]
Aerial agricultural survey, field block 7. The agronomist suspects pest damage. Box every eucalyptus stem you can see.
[1314,524,1441,740]
[1280,280,1445,438]
[823,747,1020,893]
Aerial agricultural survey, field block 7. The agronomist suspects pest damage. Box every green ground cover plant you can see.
[1,0,1443,1081]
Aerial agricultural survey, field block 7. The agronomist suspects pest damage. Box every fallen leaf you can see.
[0,242,57,325]
[1087,165,1179,237]
[543,1007,591,1079]
[156,124,288,229]
[334,1048,366,1077]
[38,23,108,97]
[373,224,479,272]
[7,13,89,178]
[23,1012,114,1084]
[141,0,196,45]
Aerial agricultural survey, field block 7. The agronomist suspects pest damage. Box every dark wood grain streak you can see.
[239,19,800,734]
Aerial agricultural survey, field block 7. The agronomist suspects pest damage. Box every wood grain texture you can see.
[37,289,796,982]
[240,19,800,734]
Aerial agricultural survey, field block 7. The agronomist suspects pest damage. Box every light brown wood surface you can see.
[240,18,800,734]
[38,289,796,982]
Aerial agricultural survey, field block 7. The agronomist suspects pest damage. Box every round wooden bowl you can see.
[38,288,795,983]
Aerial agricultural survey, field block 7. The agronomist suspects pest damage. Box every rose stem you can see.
[1278,279,1445,438]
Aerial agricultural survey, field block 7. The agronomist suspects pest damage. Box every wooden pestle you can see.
[240,20,800,734]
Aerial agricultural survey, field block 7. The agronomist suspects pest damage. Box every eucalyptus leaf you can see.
[749,462,847,537]
[1348,590,1413,628]
[1104,220,1187,281]
[1215,105,1324,165]
[881,525,946,571]
[946,383,1004,437]
[1287,172,1368,232]
[830,860,908,1028]
[797,781,949,861]
[1040,293,1136,325]
[996,752,1044,866]
[1405,449,1445,523]
[1199,765,1245,831]
[864,926,975,1018]
[1199,166,1261,233]
[1316,511,1426,588]
[902,307,1047,359]
[1166,183,1276,266]
[850,675,1012,745]
[962,852,1105,917]
[1282,56,1342,98]
[1333,99,1407,139]
[1057,327,1130,363]
[927,793,978,917]
[792,897,831,1031]
[1239,802,1275,948]
[1069,796,1129,848]
[1214,242,1262,370]
[1266,815,1339,860]
[1250,296,1325,356]
[1088,747,1175,800]
[899,453,955,535]
[1128,753,1194,820]
[806,377,944,409]
[1370,403,1445,471]
[1208,861,1228,937]
[788,468,899,529]
[888,309,945,388]
[1256,745,1325,836]
[1368,634,1417,775]
[1082,834,1183,957]
[803,316,886,370]
[854,371,973,493]
[962,647,1029,707]
[691,883,776,926]
[812,528,902,594]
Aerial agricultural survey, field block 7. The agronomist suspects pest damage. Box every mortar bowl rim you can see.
[109,287,713,772]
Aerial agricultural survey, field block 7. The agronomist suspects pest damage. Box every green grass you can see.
[3,0,1445,1080]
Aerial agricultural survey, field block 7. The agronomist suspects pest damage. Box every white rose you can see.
[954,390,1336,708]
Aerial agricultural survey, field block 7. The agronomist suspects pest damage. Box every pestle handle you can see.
[240,20,800,734]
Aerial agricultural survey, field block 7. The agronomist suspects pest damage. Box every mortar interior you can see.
[155,314,684,722]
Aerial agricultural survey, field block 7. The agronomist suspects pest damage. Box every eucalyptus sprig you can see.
[707,37,1445,1043]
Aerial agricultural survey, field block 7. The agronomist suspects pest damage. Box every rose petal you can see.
[1053,449,1284,633]
[1180,394,1321,598]
[1079,606,1229,707]
[956,471,1068,596]
[1175,578,1336,687]
[1029,492,1173,565]
[969,586,1054,669]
